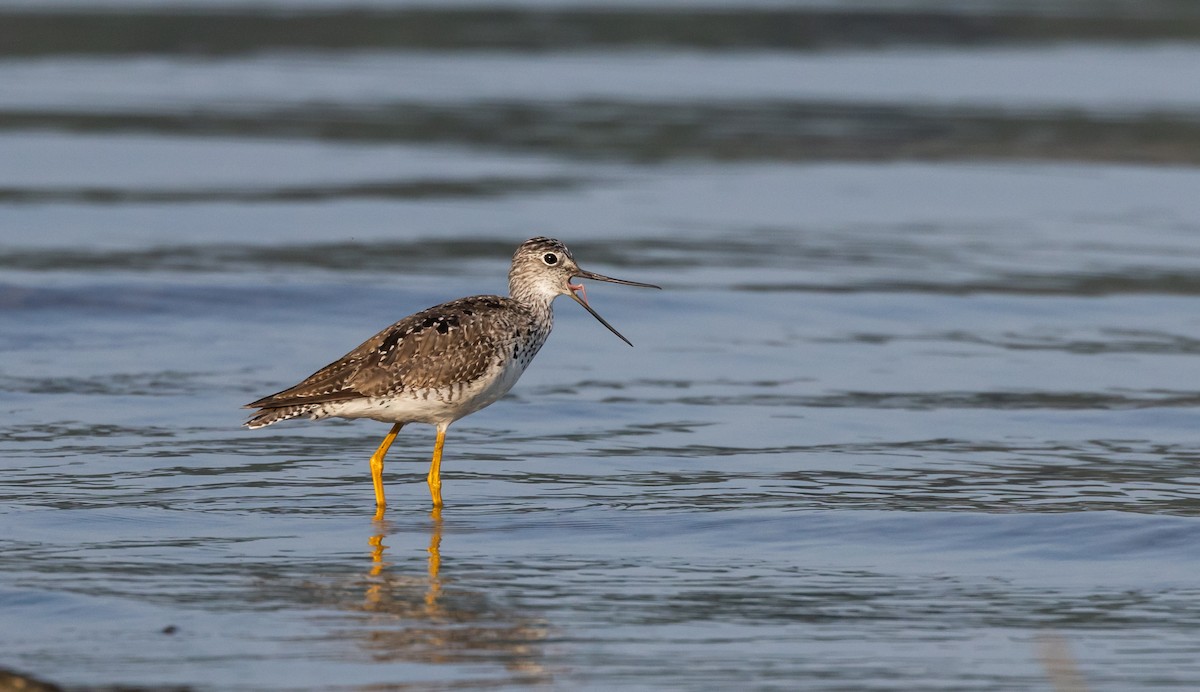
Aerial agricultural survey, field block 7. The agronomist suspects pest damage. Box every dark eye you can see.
[543,253,558,265]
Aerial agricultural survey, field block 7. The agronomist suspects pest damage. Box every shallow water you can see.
[4,2,1200,690]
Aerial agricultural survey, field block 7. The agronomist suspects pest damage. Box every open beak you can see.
[567,269,662,347]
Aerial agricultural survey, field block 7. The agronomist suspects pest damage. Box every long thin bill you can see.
[568,267,661,347]
[569,290,634,347]
[574,269,662,290]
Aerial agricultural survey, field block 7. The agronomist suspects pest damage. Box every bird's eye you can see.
[543,253,558,265]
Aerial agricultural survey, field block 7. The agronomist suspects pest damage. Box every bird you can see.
[244,236,660,515]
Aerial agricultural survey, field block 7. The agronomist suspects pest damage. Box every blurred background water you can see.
[3,1,1200,690]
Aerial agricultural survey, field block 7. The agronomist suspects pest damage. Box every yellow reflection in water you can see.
[425,507,443,611]
[357,509,549,680]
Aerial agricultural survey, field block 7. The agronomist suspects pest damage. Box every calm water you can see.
[4,2,1200,690]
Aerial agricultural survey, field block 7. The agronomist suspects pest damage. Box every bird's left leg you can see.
[370,423,402,518]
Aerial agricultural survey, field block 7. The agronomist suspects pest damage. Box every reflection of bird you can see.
[245,237,659,513]
[358,510,551,679]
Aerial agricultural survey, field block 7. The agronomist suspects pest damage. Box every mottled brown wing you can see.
[245,295,531,409]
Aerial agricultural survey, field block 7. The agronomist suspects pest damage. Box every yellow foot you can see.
[427,476,443,508]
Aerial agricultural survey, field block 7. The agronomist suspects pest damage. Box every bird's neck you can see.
[507,282,555,329]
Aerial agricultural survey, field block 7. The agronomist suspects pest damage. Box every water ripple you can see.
[3,6,1199,57]
[0,175,585,205]
[6,101,1200,165]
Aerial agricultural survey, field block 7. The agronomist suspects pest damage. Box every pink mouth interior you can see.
[569,282,589,306]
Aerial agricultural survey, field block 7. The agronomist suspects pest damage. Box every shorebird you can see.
[244,237,659,514]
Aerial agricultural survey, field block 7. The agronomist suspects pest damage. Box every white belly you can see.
[317,356,532,427]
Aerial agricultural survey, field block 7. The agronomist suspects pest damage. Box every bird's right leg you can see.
[427,423,448,508]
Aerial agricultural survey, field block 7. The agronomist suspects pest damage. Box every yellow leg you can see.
[369,423,402,517]
[427,423,447,507]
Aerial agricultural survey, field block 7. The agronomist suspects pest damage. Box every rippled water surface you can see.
[4,1,1200,690]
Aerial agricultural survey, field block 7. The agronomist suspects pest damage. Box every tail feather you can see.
[244,403,322,429]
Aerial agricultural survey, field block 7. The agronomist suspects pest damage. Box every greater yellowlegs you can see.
[244,237,659,513]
